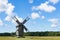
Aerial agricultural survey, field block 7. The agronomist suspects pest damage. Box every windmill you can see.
[13,16,30,38]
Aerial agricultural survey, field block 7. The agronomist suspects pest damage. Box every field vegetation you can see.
[0,36,60,40]
[0,32,60,40]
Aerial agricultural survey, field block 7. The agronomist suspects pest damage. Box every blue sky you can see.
[0,0,60,33]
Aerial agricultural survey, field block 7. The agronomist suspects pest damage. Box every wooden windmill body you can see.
[13,16,30,37]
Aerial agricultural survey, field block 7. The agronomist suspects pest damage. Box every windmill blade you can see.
[13,16,21,25]
[22,17,30,24]
[23,25,28,31]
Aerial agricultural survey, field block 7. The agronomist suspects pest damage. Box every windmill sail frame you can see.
[13,16,30,37]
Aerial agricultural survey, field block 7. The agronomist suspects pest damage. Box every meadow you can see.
[0,36,60,40]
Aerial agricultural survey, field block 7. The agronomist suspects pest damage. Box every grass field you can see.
[0,36,60,40]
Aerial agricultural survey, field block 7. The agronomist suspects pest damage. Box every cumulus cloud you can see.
[0,0,8,12]
[32,1,56,12]
[41,16,45,19]
[48,18,59,24]
[29,0,33,4]
[0,0,15,21]
[51,24,58,27]
[0,19,3,26]
[31,12,40,19]
[31,12,45,20]
[5,3,15,16]
[49,0,60,4]
[5,16,12,21]
[48,18,59,27]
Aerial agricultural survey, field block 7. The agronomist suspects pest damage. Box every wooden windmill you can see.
[13,16,30,37]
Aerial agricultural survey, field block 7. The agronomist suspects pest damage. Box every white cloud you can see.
[49,0,60,4]
[41,16,45,19]
[48,18,59,27]
[48,18,58,24]
[0,0,15,22]
[29,0,33,3]
[51,24,58,27]
[5,16,12,21]
[31,12,40,19]
[32,1,56,12]
[0,0,8,12]
[5,3,15,16]
[0,19,3,26]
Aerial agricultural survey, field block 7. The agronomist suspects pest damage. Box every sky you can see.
[0,0,60,33]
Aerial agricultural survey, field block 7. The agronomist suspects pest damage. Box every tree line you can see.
[24,31,60,36]
[0,31,60,36]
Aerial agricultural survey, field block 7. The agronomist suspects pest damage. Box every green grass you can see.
[0,36,60,40]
